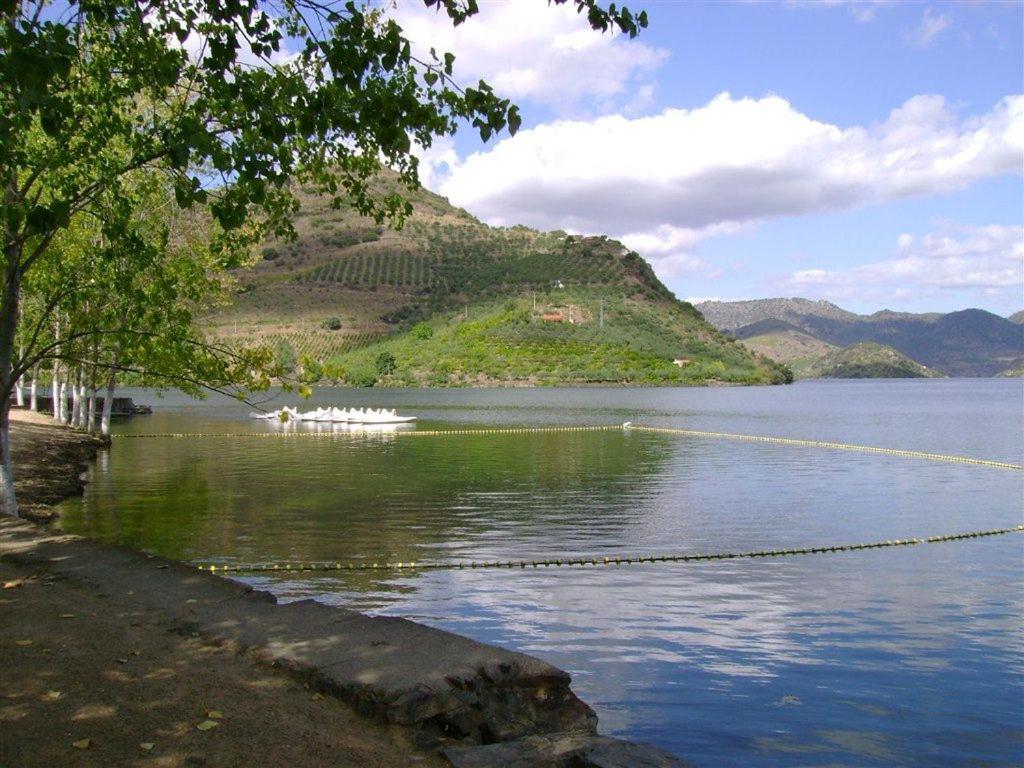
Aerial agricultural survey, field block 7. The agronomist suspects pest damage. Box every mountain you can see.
[206,176,790,387]
[699,298,860,329]
[696,299,1024,377]
[803,342,944,379]
[1009,310,1024,325]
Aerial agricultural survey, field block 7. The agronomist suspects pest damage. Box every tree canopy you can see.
[0,0,647,515]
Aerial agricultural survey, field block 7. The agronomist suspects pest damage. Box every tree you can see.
[0,0,647,515]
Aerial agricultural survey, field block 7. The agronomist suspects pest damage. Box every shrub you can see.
[321,317,343,331]
[411,322,433,340]
[347,367,377,387]
[375,351,397,376]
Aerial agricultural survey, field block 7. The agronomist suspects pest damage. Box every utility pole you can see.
[599,299,604,329]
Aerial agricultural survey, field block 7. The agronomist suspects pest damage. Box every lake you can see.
[59,379,1024,766]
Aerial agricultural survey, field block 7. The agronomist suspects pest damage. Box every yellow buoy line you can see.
[198,525,1024,574]
[115,425,622,439]
[626,426,1023,470]
[115,423,1022,470]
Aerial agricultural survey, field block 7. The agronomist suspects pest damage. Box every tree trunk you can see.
[100,365,116,438]
[87,372,97,434]
[70,369,80,428]
[0,241,22,517]
[29,376,37,411]
[59,379,68,422]
[77,381,86,430]
[0,398,14,518]
[14,345,24,406]
[52,364,60,418]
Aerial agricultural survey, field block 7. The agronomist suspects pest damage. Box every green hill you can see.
[207,175,790,387]
[803,342,944,379]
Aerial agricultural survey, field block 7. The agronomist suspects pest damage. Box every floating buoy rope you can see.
[114,423,1020,573]
[198,525,1024,574]
[116,423,1022,470]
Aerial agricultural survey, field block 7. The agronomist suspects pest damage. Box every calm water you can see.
[60,380,1024,766]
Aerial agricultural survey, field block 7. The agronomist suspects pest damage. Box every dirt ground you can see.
[1,410,444,768]
[8,409,107,522]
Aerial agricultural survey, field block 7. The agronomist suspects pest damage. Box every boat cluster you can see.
[250,406,416,424]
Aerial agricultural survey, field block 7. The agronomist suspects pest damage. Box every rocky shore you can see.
[1,411,688,767]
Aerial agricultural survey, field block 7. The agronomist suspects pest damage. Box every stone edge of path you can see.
[0,518,690,767]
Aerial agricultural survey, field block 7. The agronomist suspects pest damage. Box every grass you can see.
[325,291,789,387]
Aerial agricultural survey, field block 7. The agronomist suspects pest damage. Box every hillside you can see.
[1009,310,1024,325]
[731,320,837,378]
[803,342,944,379]
[207,176,790,387]
[696,299,1024,377]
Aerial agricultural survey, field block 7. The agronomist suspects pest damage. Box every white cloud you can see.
[646,253,725,281]
[438,92,1023,254]
[784,223,1024,297]
[391,0,668,113]
[904,7,953,49]
[434,91,1022,287]
[412,135,461,191]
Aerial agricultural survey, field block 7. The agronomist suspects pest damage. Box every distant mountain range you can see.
[696,298,1024,378]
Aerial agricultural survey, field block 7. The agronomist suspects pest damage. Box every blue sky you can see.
[395,0,1023,315]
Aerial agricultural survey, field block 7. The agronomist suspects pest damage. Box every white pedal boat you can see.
[251,405,416,424]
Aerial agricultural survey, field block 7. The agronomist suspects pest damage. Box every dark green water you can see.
[60,380,1024,766]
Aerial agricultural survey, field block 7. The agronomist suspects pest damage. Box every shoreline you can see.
[8,408,109,522]
[2,410,688,767]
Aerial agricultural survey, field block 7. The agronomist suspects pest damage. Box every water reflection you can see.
[62,381,1024,766]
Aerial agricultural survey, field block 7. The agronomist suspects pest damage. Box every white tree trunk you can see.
[100,367,116,438]
[87,386,96,434]
[0,397,15,517]
[14,345,23,407]
[76,382,86,429]
[29,378,36,411]
[70,374,80,428]
[58,380,68,423]
[51,366,60,419]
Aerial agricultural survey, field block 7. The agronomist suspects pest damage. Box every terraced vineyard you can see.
[205,172,792,387]
[304,251,433,289]
[215,330,385,361]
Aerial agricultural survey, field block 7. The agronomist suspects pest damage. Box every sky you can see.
[392,0,1024,315]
